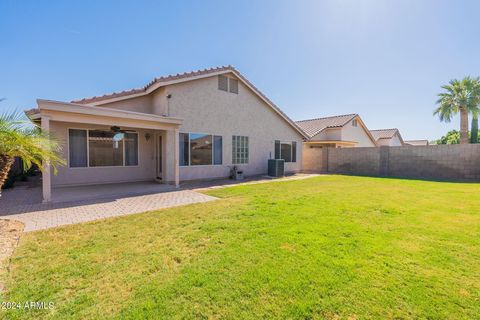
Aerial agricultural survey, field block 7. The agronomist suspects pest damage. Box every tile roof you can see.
[71,65,236,104]
[295,114,358,138]
[369,128,400,141]
[404,140,429,146]
[66,65,308,139]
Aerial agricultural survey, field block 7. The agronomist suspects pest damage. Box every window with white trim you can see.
[179,133,223,166]
[68,129,138,168]
[274,140,296,163]
[232,136,249,164]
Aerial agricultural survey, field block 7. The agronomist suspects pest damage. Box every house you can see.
[369,128,404,146]
[404,140,429,146]
[296,114,377,148]
[295,114,377,173]
[26,66,308,202]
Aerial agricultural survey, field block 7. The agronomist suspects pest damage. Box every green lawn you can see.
[2,176,480,319]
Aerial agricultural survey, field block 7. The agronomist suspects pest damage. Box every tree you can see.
[470,112,478,143]
[435,130,461,144]
[434,77,480,144]
[0,112,65,191]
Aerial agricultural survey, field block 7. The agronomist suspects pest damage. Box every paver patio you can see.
[0,174,320,232]
[0,182,217,232]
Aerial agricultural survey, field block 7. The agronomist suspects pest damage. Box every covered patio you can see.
[0,180,218,232]
[28,99,184,202]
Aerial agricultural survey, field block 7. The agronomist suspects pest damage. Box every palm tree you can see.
[0,112,65,191]
[434,77,480,144]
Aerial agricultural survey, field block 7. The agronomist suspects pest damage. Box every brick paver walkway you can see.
[0,174,320,232]
[0,188,217,232]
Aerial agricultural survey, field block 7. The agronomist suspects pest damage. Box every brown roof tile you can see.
[69,65,308,138]
[295,114,358,138]
[71,66,235,104]
[369,128,400,141]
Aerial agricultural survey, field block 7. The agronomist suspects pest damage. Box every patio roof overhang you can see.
[29,99,184,203]
[30,99,183,130]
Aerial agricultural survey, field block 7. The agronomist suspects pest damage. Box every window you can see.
[274,140,296,163]
[124,132,138,166]
[179,133,223,166]
[232,136,249,164]
[352,119,358,127]
[229,78,239,94]
[89,130,124,167]
[218,75,239,94]
[179,133,189,166]
[190,133,213,166]
[68,129,138,168]
[214,136,223,165]
[218,75,228,91]
[69,129,87,167]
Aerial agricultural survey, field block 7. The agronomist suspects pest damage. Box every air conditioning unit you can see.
[268,159,285,177]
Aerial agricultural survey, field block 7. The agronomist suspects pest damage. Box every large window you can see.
[179,133,222,166]
[190,133,213,165]
[68,129,138,168]
[232,136,249,164]
[275,140,296,163]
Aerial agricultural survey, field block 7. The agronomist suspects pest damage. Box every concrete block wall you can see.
[326,144,480,181]
[327,147,381,176]
[302,144,324,172]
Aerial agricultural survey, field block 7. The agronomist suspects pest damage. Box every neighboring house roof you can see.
[370,128,404,144]
[69,65,308,139]
[405,140,429,146]
[295,114,358,138]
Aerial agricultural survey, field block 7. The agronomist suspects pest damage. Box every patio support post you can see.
[41,115,52,202]
[173,128,180,188]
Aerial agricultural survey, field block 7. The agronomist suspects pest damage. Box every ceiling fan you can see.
[110,126,135,134]
[110,126,135,147]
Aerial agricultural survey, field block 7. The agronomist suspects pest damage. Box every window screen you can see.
[69,129,87,167]
[274,140,281,159]
[218,75,228,91]
[124,132,138,166]
[275,140,296,163]
[229,78,239,94]
[292,141,297,162]
[179,133,189,166]
[214,135,223,165]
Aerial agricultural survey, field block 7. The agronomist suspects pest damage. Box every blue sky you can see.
[1,0,479,140]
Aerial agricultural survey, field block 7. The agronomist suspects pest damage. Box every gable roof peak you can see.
[296,113,358,123]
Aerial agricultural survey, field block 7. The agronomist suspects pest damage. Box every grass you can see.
[1,175,480,319]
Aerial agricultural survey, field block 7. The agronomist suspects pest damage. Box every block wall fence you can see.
[322,144,480,181]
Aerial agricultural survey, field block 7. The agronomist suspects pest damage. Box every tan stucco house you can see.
[370,128,404,146]
[296,114,376,148]
[295,114,377,172]
[27,66,308,202]
[404,140,429,146]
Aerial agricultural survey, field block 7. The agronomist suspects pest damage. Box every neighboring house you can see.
[26,66,307,202]
[295,114,377,173]
[370,128,404,147]
[404,140,429,146]
[296,114,377,148]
